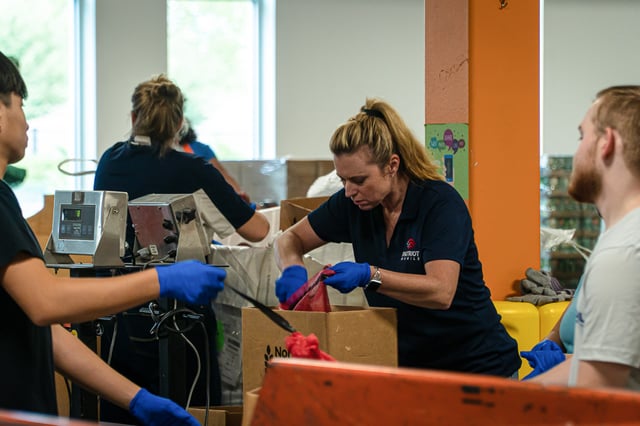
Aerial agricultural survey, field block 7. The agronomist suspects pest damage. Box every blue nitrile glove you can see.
[156,260,226,305]
[521,340,565,380]
[129,388,199,426]
[276,265,308,302]
[324,261,371,294]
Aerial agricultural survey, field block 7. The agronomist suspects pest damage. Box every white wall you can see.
[94,0,167,157]
[85,2,640,162]
[91,0,423,161]
[543,0,640,156]
[275,0,425,159]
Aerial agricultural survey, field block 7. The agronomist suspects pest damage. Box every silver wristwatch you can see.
[365,266,382,292]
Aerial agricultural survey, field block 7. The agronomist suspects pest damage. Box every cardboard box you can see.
[241,306,397,394]
[279,196,329,230]
[241,387,261,426]
[210,247,365,404]
[188,406,243,426]
[286,159,335,198]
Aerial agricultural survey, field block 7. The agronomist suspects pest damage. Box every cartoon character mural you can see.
[426,123,469,200]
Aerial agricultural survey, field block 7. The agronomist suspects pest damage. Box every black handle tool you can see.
[225,284,296,333]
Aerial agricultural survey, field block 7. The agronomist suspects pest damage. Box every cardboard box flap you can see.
[188,405,242,426]
[279,196,329,230]
[241,388,261,426]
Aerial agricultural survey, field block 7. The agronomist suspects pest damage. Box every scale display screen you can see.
[58,204,96,241]
[62,208,83,221]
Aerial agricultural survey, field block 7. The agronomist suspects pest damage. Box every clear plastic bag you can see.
[540,226,592,260]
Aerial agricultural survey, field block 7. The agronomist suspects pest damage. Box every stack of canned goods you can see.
[540,155,601,289]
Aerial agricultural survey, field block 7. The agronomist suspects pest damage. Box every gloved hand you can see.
[129,388,199,426]
[324,261,371,294]
[156,260,226,305]
[276,265,308,303]
[521,340,565,380]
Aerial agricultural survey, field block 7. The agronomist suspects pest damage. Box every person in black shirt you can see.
[274,98,521,377]
[0,50,225,425]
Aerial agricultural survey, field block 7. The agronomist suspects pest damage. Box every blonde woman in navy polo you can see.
[274,98,520,377]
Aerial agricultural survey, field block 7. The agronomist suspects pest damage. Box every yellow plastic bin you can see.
[538,300,571,340]
[493,301,540,379]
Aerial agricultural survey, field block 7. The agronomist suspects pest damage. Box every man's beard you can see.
[568,160,601,204]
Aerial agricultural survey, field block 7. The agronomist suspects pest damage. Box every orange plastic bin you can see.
[251,359,640,425]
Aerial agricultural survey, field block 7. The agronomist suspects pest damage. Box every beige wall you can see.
[275,0,425,159]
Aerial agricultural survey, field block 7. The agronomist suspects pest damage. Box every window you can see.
[2,0,274,217]
[0,0,77,217]
[167,0,274,160]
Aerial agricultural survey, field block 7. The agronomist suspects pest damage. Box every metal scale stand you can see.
[44,191,215,421]
[44,190,129,420]
[127,193,212,407]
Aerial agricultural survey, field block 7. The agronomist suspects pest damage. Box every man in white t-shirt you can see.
[532,86,640,390]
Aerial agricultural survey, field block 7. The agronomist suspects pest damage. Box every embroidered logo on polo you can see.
[406,238,416,249]
[400,237,420,261]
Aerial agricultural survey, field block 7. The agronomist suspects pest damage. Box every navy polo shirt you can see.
[94,141,255,252]
[308,179,521,376]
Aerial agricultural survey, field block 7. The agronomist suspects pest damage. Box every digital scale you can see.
[128,193,211,263]
[43,190,217,418]
[44,190,217,268]
[44,190,128,268]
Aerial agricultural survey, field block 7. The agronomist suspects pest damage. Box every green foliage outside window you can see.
[0,0,69,118]
[168,0,256,159]
[0,0,75,215]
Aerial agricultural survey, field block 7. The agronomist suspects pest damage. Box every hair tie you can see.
[361,108,385,120]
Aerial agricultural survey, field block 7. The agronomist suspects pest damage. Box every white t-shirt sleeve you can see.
[578,245,640,368]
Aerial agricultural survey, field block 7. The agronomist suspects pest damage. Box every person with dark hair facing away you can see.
[93,74,270,424]
[177,118,251,204]
[95,75,268,253]
[274,98,521,377]
[0,50,226,425]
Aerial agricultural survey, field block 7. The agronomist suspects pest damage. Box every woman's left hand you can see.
[324,261,371,293]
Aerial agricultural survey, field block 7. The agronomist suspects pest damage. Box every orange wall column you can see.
[426,1,540,300]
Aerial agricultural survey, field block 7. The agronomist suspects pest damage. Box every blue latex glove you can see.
[156,260,226,305]
[521,340,565,380]
[324,261,371,294]
[275,265,308,303]
[129,388,199,426]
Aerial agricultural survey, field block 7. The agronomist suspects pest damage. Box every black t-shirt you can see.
[308,179,521,376]
[0,181,57,414]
